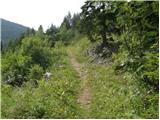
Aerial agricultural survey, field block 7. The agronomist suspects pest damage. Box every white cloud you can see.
[0,0,85,31]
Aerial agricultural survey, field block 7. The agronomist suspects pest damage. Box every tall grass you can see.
[1,43,83,119]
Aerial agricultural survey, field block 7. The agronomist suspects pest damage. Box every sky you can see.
[0,0,86,31]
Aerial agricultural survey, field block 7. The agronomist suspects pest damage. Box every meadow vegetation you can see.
[1,1,158,119]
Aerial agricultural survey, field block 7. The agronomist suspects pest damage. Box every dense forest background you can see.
[1,1,159,119]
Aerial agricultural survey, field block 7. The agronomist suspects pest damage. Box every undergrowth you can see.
[1,37,158,119]
[69,37,159,119]
[1,43,83,119]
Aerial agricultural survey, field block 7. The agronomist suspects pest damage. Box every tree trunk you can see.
[101,31,108,45]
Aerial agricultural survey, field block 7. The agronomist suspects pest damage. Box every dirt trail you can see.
[67,49,92,110]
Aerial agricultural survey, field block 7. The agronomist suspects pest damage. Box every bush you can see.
[21,36,53,69]
[2,50,31,86]
[28,64,44,87]
[2,34,52,86]
[1,46,83,118]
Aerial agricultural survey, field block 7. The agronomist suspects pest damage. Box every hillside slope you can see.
[1,36,158,119]
[67,37,159,118]
[1,18,28,48]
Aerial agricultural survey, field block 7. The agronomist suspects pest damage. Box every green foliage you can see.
[2,50,31,86]
[36,25,44,38]
[1,44,83,118]
[140,52,158,88]
[1,1,158,119]
[88,64,158,118]
[46,24,58,47]
[115,1,159,88]
[2,33,52,86]
[56,27,74,45]
[72,13,81,31]
[21,35,52,69]
[28,64,44,86]
[81,1,118,43]
[81,1,158,88]
[25,28,36,37]
[68,38,158,118]
[68,37,91,63]
[56,12,82,45]
[62,12,72,30]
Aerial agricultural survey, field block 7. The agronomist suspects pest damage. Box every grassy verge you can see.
[1,43,83,119]
[1,37,158,119]
[88,64,158,119]
[70,37,159,119]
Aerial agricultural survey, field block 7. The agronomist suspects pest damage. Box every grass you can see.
[69,37,159,119]
[88,64,138,118]
[1,43,83,119]
[1,37,159,119]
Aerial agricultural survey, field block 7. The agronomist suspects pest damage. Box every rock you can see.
[85,41,119,64]
[44,72,52,81]
[59,65,64,68]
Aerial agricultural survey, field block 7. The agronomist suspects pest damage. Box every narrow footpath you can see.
[67,49,92,116]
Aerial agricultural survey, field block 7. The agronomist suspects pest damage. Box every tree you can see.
[46,24,58,47]
[81,1,158,89]
[61,12,72,30]
[72,13,81,30]
[2,33,53,86]
[81,1,96,42]
[115,1,159,89]
[81,1,117,44]
[37,25,44,38]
